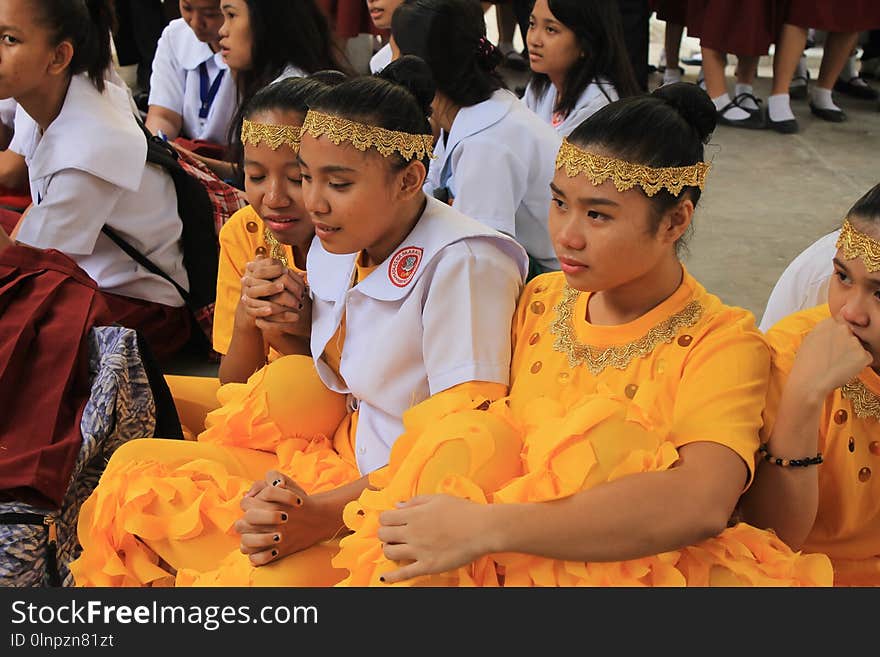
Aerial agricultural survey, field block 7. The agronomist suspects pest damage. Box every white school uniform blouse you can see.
[759,230,838,332]
[424,89,562,271]
[307,195,529,475]
[148,18,236,144]
[369,43,392,74]
[14,75,188,307]
[523,78,618,137]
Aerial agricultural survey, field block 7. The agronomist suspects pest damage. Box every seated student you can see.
[741,184,880,586]
[522,0,640,137]
[164,74,342,440]
[0,0,191,360]
[759,230,840,332]
[332,83,833,588]
[69,57,529,587]
[145,0,237,153]
[365,0,404,73]
[393,0,563,276]
[184,0,350,182]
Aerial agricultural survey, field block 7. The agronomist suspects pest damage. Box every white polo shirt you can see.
[759,230,839,332]
[14,75,188,307]
[523,77,618,137]
[425,89,562,271]
[370,43,392,74]
[148,18,236,144]
[308,195,529,475]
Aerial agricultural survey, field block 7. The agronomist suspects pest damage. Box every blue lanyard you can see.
[198,62,225,120]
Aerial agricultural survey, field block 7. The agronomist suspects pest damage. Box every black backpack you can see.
[101,120,220,351]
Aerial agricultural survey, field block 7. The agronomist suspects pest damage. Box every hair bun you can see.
[379,55,436,118]
[652,82,717,144]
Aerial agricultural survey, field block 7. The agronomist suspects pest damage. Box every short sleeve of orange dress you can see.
[759,304,830,441]
[509,268,770,490]
[213,205,296,357]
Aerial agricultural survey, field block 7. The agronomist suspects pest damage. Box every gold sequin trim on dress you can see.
[302,110,435,161]
[555,139,711,197]
[837,219,880,273]
[263,228,289,268]
[241,119,302,151]
[841,380,880,421]
[550,286,704,375]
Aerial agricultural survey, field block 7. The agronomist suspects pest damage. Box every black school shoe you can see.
[809,102,847,122]
[716,97,766,130]
[764,107,799,134]
[833,76,879,101]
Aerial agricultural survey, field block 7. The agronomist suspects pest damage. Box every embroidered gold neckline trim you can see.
[241,119,302,151]
[550,286,704,375]
[555,139,711,197]
[841,380,880,420]
[837,218,880,273]
[302,110,435,161]
[263,228,289,268]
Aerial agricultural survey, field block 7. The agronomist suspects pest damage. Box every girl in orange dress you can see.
[333,82,833,587]
[70,58,528,587]
[742,183,880,586]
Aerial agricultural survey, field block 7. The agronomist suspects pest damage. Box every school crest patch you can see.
[388,246,423,288]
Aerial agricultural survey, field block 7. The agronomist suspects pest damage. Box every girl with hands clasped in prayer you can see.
[71,56,528,587]
[742,184,880,586]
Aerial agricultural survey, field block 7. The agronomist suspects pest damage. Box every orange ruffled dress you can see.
[334,269,833,587]
[764,305,880,586]
[69,354,357,587]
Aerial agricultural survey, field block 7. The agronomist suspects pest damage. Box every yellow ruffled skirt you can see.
[334,387,833,587]
[70,355,355,587]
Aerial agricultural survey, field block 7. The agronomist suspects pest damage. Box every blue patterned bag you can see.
[0,326,160,587]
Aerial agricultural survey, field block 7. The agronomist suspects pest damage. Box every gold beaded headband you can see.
[555,139,711,197]
[241,119,302,151]
[301,110,435,161]
[837,218,880,273]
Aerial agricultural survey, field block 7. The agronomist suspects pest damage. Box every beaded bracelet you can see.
[758,443,823,467]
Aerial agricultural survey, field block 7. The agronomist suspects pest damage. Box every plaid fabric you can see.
[172,151,247,357]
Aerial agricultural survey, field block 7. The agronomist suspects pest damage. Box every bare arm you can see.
[740,318,871,548]
[0,149,27,191]
[379,441,747,582]
[145,105,184,141]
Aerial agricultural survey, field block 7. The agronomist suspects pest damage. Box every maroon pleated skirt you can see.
[652,0,689,26]
[318,0,382,39]
[783,1,880,32]
[687,0,780,56]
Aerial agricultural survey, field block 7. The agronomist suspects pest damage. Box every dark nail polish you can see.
[272,479,281,486]
[281,513,288,521]
[295,497,303,506]
[273,534,280,542]
[271,550,278,557]
[379,576,386,583]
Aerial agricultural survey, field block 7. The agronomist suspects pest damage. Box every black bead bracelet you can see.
[758,443,823,467]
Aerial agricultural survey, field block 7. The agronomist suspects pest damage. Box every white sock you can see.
[735,84,759,110]
[768,94,795,122]
[839,54,859,82]
[663,68,682,85]
[792,55,808,86]
[811,87,840,111]
[712,93,750,121]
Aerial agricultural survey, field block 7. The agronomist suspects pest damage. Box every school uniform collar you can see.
[441,89,518,156]
[178,28,223,71]
[308,195,524,302]
[26,74,146,192]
